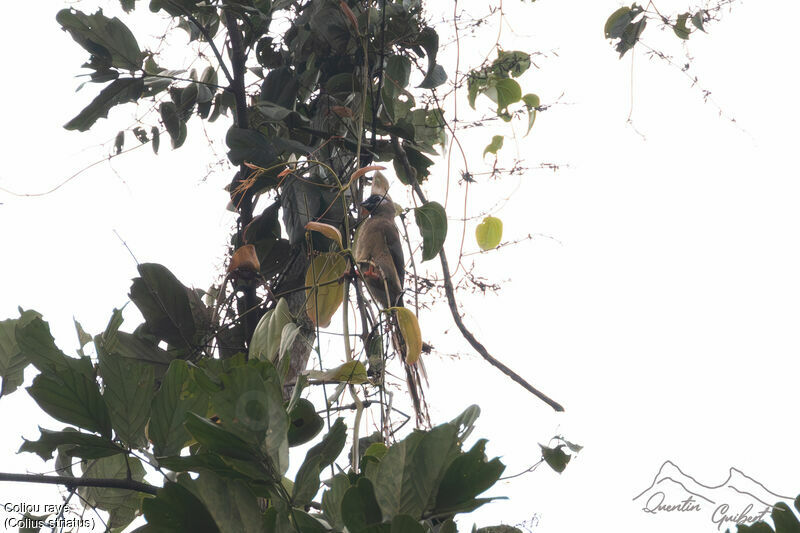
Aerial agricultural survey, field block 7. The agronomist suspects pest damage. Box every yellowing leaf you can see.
[305,253,347,328]
[306,360,368,384]
[392,307,422,365]
[305,221,343,249]
[475,216,503,250]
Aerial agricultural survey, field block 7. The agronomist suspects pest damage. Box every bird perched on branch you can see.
[354,188,405,309]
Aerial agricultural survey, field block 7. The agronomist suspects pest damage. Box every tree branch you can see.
[165,0,234,85]
[0,472,158,496]
[390,135,565,412]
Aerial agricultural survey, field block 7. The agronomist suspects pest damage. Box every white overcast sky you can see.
[1,1,799,532]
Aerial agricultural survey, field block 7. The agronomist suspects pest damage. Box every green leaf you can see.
[287,398,324,447]
[120,0,135,13]
[419,64,447,89]
[149,360,209,457]
[391,515,426,533]
[385,55,412,93]
[96,323,155,448]
[691,11,706,32]
[522,93,540,134]
[27,368,112,437]
[307,417,347,469]
[16,317,93,377]
[226,127,279,168]
[322,473,351,530]
[604,4,646,57]
[493,50,531,78]
[435,440,505,512]
[182,471,264,533]
[673,13,691,40]
[771,501,800,532]
[184,412,257,461]
[64,78,144,131]
[250,298,293,363]
[304,253,347,328]
[19,427,124,461]
[342,478,383,531]
[210,365,271,443]
[488,78,522,113]
[56,9,143,71]
[540,444,571,473]
[475,216,503,250]
[414,202,448,261]
[0,310,40,397]
[129,263,197,349]
[142,480,220,533]
[604,5,643,39]
[483,136,504,158]
[369,423,460,519]
[80,454,147,530]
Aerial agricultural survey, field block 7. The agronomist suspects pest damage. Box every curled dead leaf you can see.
[228,244,260,273]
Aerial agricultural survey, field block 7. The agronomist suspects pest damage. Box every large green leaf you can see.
[15,317,94,377]
[0,309,40,397]
[435,440,505,512]
[64,78,144,131]
[322,473,351,530]
[129,263,197,349]
[141,479,220,533]
[292,418,347,507]
[56,9,143,71]
[80,454,147,530]
[369,423,460,519]
[414,202,448,261]
[184,412,258,461]
[287,398,324,447]
[96,320,155,448]
[182,472,264,533]
[342,478,383,531]
[226,127,279,168]
[19,427,123,461]
[27,368,112,438]
[149,360,209,457]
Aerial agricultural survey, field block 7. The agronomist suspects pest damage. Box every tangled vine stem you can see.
[390,136,565,413]
[0,472,159,496]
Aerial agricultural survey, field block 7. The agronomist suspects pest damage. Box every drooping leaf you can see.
[129,263,197,349]
[419,64,447,89]
[305,221,343,249]
[305,253,347,328]
[487,78,522,113]
[151,126,160,154]
[691,11,706,32]
[604,5,643,39]
[522,93,540,134]
[483,135,504,158]
[414,202,447,261]
[392,308,422,365]
[56,9,143,71]
[27,370,112,438]
[15,317,94,378]
[64,78,144,131]
[475,216,503,250]
[149,360,209,457]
